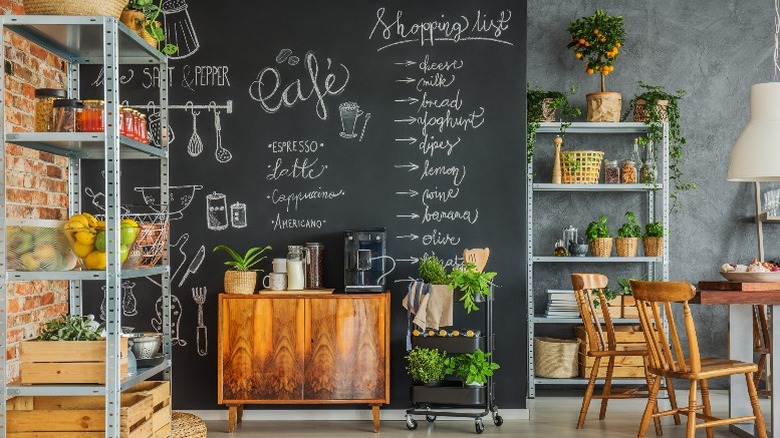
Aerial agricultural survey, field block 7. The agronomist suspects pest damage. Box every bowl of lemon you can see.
[64,213,140,270]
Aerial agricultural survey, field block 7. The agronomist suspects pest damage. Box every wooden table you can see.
[696,281,780,438]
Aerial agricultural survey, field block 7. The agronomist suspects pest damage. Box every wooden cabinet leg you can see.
[237,404,244,423]
[228,405,237,433]
[371,404,381,433]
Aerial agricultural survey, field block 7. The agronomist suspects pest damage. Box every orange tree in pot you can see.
[567,10,626,122]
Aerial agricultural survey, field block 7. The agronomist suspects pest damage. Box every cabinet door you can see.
[304,296,387,401]
[219,297,305,402]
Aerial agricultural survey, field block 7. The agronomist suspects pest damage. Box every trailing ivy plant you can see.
[622,81,693,211]
[526,83,581,165]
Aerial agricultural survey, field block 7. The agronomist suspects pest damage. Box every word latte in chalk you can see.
[269,187,345,212]
[266,157,327,180]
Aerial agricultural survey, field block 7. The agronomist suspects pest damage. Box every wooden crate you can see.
[126,381,171,436]
[575,325,656,379]
[621,295,639,318]
[20,338,128,384]
[7,392,153,437]
[578,362,647,378]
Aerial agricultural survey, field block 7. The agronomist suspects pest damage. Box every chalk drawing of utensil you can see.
[162,0,200,60]
[179,245,205,287]
[186,102,203,157]
[153,294,186,346]
[170,233,190,281]
[213,107,232,163]
[359,112,371,142]
[85,188,105,212]
[135,184,202,221]
[206,191,228,231]
[192,286,208,356]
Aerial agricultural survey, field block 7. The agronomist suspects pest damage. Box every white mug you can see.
[272,258,287,273]
[263,272,287,291]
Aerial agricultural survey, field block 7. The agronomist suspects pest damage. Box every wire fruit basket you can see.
[96,208,169,270]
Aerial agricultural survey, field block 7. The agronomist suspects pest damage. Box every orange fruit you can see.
[616,42,621,47]
[593,29,599,35]
[578,38,586,45]
[586,68,594,75]
[575,52,583,59]
[600,36,606,43]
[584,41,590,47]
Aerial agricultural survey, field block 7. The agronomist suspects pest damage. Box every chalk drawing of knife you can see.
[179,245,205,287]
[170,233,190,282]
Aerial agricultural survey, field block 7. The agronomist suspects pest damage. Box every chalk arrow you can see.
[396,77,415,84]
[394,97,419,105]
[395,189,419,197]
[394,60,416,67]
[394,116,416,125]
[396,234,420,240]
[396,213,420,220]
[396,257,420,264]
[394,162,419,172]
[394,137,417,144]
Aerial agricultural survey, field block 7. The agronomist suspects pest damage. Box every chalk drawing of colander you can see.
[134,184,203,221]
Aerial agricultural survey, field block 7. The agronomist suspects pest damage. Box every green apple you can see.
[120,244,129,264]
[120,224,138,246]
[95,231,106,252]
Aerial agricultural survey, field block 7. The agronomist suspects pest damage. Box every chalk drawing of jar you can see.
[206,191,228,231]
[230,202,247,229]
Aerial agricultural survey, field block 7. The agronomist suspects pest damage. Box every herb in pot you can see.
[644,221,664,238]
[125,0,179,55]
[617,211,642,238]
[448,262,497,314]
[405,346,447,384]
[526,83,581,164]
[38,314,103,341]
[418,253,448,285]
[453,349,500,386]
[585,215,611,241]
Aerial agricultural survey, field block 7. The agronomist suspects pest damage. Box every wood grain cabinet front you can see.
[218,292,390,433]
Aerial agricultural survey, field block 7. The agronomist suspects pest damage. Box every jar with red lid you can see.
[78,100,104,132]
[138,114,148,144]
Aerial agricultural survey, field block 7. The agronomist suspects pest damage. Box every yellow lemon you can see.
[81,212,98,228]
[84,250,107,270]
[95,221,107,231]
[74,230,96,245]
[72,241,94,258]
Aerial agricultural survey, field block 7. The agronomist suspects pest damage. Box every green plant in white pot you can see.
[213,245,271,294]
[454,349,500,387]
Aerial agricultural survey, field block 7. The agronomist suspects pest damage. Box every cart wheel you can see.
[426,415,436,423]
[493,414,503,426]
[406,416,418,430]
[475,419,485,434]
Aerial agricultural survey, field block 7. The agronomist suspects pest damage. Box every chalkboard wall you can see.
[82,0,527,410]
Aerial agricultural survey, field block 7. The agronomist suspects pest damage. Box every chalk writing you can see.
[422,229,462,246]
[421,187,460,207]
[420,160,466,186]
[272,214,326,230]
[269,140,323,154]
[269,187,345,212]
[422,206,479,224]
[266,157,328,180]
[419,134,461,157]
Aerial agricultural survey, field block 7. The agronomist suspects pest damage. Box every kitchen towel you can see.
[403,280,454,348]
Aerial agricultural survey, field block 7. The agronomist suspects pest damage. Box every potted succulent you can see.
[447,262,497,314]
[623,81,693,211]
[405,346,447,386]
[643,220,664,257]
[452,349,500,387]
[526,83,582,164]
[122,0,179,55]
[615,211,641,257]
[567,10,626,122]
[213,244,271,294]
[586,214,613,257]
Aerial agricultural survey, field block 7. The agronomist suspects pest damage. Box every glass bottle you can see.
[286,245,305,290]
[604,159,620,183]
[640,141,657,183]
[553,239,567,257]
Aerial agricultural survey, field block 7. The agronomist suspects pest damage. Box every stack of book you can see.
[544,289,580,319]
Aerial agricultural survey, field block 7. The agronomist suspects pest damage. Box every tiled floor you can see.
[205,390,770,437]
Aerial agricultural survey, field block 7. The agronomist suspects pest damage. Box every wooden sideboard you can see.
[218,291,390,432]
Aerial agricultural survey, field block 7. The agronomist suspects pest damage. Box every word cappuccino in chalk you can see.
[269,187,345,212]
[269,140,322,154]
[266,157,327,180]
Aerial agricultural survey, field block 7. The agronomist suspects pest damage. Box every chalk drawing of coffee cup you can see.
[339,102,364,139]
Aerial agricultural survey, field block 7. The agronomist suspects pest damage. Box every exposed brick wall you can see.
[1,0,70,382]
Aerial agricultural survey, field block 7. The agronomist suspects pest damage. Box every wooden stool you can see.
[172,411,207,438]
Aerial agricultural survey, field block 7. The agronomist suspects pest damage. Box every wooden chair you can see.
[631,280,767,438]
[571,273,679,432]
[753,305,771,396]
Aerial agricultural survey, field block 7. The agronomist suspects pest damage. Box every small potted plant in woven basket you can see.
[213,244,271,295]
[643,220,664,257]
[586,214,613,257]
[615,211,641,257]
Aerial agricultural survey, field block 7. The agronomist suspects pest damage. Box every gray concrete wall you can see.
[528,0,774,386]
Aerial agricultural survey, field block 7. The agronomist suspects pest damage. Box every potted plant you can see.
[405,346,446,386]
[617,277,638,318]
[643,220,664,257]
[615,211,641,257]
[526,83,582,164]
[453,349,500,387]
[213,244,271,294]
[567,10,626,122]
[623,81,694,211]
[418,253,448,285]
[586,214,613,257]
[448,262,497,314]
[122,0,179,55]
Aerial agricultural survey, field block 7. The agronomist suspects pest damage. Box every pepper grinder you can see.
[552,136,563,184]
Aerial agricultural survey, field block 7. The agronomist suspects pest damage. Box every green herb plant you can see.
[448,262,497,314]
[453,349,500,386]
[644,221,664,238]
[590,285,621,308]
[405,346,447,384]
[418,253,448,285]
[617,211,642,238]
[567,10,626,92]
[585,215,611,241]
[526,83,581,164]
[126,0,179,55]
[213,245,272,271]
[38,314,102,341]
[622,81,692,211]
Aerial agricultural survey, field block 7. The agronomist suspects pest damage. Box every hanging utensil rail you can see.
[125,100,233,114]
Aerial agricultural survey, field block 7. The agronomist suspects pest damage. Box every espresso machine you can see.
[344,228,389,292]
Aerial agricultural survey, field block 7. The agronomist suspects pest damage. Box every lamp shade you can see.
[728,82,780,181]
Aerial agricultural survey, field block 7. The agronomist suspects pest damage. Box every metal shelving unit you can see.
[0,16,170,437]
[526,122,670,398]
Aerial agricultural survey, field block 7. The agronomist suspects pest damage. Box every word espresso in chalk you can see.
[250,51,350,121]
[369,8,513,50]
[269,140,323,154]
[271,213,326,230]
[266,157,327,180]
[396,107,485,137]
[269,187,346,212]
[421,228,462,246]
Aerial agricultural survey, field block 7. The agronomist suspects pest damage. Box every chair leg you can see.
[599,356,616,420]
[641,356,663,436]
[746,372,768,438]
[577,356,601,429]
[637,374,662,438]
[665,377,681,425]
[686,380,698,438]
[756,354,767,393]
[699,379,714,438]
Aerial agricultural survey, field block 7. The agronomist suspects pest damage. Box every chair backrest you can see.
[630,280,699,373]
[463,248,490,272]
[571,273,614,353]
[754,305,772,353]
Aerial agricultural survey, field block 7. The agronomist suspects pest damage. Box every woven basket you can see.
[172,412,207,438]
[225,270,257,295]
[633,98,669,123]
[534,337,579,378]
[615,237,639,257]
[23,0,128,18]
[643,236,664,257]
[589,237,613,257]
[561,150,604,184]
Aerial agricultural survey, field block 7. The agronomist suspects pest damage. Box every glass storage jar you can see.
[34,88,66,132]
[286,245,305,290]
[621,159,637,184]
[138,113,148,144]
[304,242,324,289]
[52,99,82,132]
[122,107,136,139]
[604,159,620,184]
[78,99,104,132]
